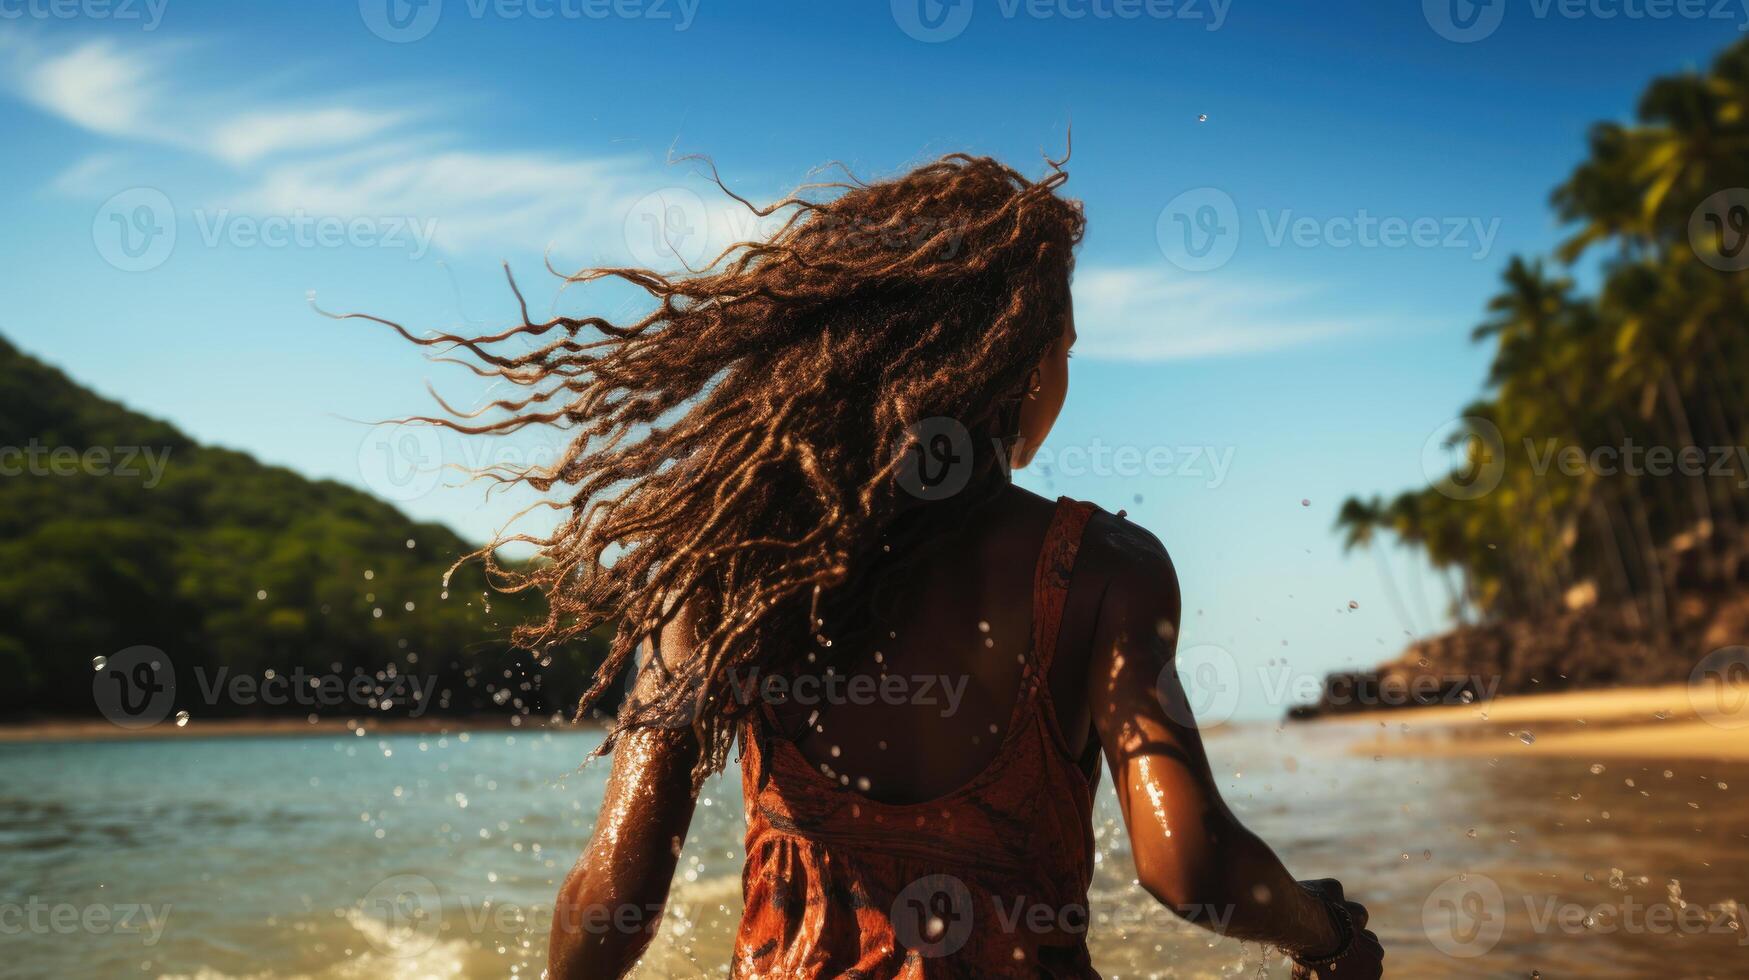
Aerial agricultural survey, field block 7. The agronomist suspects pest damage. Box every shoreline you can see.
[0,714,602,744]
[1320,683,1749,762]
[7,683,1745,763]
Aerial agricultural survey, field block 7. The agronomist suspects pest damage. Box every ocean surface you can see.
[2,723,1744,978]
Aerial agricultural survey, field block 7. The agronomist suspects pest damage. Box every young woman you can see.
[394,153,1384,978]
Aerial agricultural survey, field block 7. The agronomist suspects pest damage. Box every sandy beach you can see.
[1324,683,1749,762]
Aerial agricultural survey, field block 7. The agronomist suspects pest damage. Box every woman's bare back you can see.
[770,485,1091,805]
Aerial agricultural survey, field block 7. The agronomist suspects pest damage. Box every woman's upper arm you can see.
[1082,525,1233,904]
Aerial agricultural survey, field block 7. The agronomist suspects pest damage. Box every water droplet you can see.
[1197,113,1209,123]
[1347,600,1359,610]
[174,711,190,728]
[1300,498,1310,507]
[1518,731,1536,745]
[92,656,107,671]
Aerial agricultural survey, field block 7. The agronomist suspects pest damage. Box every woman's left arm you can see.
[548,721,700,980]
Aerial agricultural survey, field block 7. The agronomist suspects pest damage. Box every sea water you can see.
[1,724,1744,978]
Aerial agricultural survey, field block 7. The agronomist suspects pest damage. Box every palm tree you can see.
[1385,493,1437,632]
[1335,496,1419,636]
[1336,36,1749,646]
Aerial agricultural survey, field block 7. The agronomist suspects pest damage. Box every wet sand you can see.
[1323,683,1749,762]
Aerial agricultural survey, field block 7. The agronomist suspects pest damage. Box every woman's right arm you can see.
[1084,525,1383,977]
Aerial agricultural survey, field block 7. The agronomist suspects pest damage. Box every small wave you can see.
[156,913,473,980]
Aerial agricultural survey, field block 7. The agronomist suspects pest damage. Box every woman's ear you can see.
[1011,322,1072,470]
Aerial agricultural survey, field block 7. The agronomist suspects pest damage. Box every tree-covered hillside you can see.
[0,334,611,722]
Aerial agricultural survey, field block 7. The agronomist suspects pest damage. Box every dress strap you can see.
[1029,496,1097,679]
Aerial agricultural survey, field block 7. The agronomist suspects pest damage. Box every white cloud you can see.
[210,107,408,164]
[2,32,756,261]
[238,145,656,255]
[4,34,401,166]
[1072,265,1369,361]
[2,31,1375,368]
[47,152,132,196]
[15,39,164,141]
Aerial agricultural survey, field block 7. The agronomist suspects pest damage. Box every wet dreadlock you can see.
[354,151,1084,790]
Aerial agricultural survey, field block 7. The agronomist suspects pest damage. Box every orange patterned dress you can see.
[734,498,1103,978]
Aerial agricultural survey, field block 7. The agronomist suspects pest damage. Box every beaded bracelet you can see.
[1291,898,1356,969]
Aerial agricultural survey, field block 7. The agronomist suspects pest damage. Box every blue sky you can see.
[2,0,1743,719]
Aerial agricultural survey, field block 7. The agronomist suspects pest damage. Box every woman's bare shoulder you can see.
[985,487,1179,613]
[1076,507,1181,621]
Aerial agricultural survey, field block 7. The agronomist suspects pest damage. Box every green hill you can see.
[0,334,609,723]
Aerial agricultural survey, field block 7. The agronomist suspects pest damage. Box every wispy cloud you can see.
[1073,265,1371,361]
[210,107,408,165]
[2,32,740,260]
[46,151,132,196]
[13,37,164,140]
[236,143,656,254]
[5,33,1376,363]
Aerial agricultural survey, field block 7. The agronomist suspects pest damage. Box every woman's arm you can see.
[1085,525,1382,976]
[548,620,703,980]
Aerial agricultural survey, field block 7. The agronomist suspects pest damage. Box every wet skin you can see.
[548,311,1385,979]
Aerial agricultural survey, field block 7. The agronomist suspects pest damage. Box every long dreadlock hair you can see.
[355,151,1085,790]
